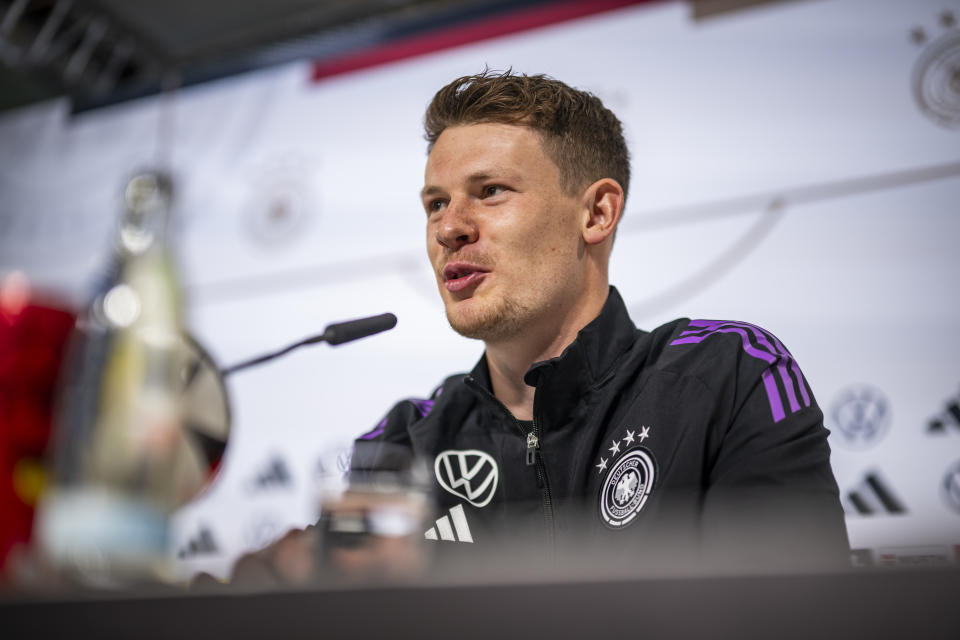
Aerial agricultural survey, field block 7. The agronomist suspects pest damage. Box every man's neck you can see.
[483,286,609,421]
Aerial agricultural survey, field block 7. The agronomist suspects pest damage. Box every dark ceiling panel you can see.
[0,55,60,109]
[690,0,805,20]
[0,0,449,112]
[91,0,421,62]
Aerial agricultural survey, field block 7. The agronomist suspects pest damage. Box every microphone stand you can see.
[221,312,397,376]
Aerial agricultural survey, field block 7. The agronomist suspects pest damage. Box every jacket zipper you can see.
[525,432,538,465]
[529,412,555,548]
[466,377,555,546]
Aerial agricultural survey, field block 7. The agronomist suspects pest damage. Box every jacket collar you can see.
[468,286,641,418]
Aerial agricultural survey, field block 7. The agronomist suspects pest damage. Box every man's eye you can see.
[427,199,447,213]
[482,185,505,198]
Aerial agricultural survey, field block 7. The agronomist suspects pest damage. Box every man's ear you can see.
[581,178,624,245]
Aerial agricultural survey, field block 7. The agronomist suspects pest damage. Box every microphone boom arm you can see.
[221,312,397,376]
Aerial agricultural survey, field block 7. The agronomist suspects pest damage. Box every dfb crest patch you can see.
[599,448,656,529]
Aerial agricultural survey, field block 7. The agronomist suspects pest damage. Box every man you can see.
[348,70,848,567]
[234,70,848,583]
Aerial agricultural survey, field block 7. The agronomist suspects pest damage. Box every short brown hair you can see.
[424,69,630,202]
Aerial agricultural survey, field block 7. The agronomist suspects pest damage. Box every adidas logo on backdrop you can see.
[843,470,907,516]
[249,456,293,491]
[177,526,219,558]
[927,388,960,434]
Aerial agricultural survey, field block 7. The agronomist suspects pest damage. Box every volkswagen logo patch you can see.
[599,448,656,529]
[941,459,960,514]
[434,449,499,508]
[831,385,890,450]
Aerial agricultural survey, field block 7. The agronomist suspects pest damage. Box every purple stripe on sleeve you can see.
[710,322,799,417]
[673,319,816,422]
[721,321,781,360]
[792,360,811,407]
[360,418,387,440]
[671,327,777,364]
[758,323,792,356]
[778,362,801,413]
[733,321,810,410]
[762,368,786,423]
[411,398,435,417]
[756,324,810,407]
[680,319,727,336]
[678,320,782,361]
[736,321,811,410]
[687,319,724,330]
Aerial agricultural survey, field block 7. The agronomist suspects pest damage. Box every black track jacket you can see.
[352,287,849,567]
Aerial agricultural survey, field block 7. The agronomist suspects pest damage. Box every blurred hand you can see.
[230,526,318,587]
[229,488,429,587]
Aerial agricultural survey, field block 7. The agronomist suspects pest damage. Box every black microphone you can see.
[314,312,397,346]
[222,312,397,376]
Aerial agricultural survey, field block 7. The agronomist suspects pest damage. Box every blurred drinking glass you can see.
[315,442,432,583]
[34,171,226,588]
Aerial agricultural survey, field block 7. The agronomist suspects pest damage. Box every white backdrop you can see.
[1,0,958,577]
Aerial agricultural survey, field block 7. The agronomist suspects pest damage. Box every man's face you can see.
[422,122,586,342]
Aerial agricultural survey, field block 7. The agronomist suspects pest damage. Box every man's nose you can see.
[435,201,478,250]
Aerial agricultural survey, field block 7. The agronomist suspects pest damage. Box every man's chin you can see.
[444,297,523,342]
[447,317,499,341]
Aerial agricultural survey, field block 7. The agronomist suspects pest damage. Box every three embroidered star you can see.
[596,457,608,473]
[608,439,621,456]
[623,429,636,446]
[639,426,650,442]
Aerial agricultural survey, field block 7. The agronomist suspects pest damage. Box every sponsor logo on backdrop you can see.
[315,449,352,476]
[424,504,473,543]
[434,450,498,507]
[850,547,959,568]
[876,545,954,567]
[830,385,890,449]
[941,459,960,514]
[596,427,657,529]
[248,455,293,491]
[927,387,960,434]
[242,153,318,247]
[843,469,907,516]
[909,9,960,128]
[244,513,286,551]
[177,525,220,558]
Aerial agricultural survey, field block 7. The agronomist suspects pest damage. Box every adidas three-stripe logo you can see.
[424,504,473,543]
[844,470,907,516]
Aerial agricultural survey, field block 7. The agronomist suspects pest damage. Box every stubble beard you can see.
[445,293,535,343]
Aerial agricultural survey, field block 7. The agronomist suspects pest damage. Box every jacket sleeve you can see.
[694,322,850,568]
[349,390,439,481]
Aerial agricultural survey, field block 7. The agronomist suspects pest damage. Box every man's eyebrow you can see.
[421,171,521,198]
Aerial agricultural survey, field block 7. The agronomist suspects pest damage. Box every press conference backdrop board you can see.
[1,0,958,578]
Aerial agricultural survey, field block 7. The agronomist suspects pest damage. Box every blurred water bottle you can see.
[36,171,209,587]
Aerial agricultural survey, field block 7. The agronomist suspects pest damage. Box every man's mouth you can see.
[442,263,489,293]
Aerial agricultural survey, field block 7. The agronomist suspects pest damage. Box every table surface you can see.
[2,567,959,639]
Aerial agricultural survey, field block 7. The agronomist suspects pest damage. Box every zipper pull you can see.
[526,432,539,466]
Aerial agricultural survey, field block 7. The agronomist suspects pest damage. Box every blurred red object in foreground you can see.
[0,273,75,577]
